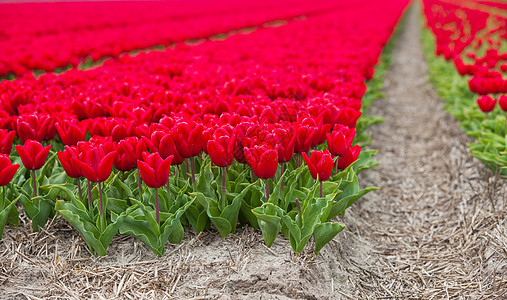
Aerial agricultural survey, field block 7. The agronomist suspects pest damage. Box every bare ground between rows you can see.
[0,4,505,300]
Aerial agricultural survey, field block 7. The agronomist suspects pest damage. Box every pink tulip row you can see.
[0,0,352,77]
[423,0,507,110]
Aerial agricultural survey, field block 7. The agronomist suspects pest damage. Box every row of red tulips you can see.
[423,0,507,98]
[0,0,409,255]
[0,0,350,77]
[422,0,507,177]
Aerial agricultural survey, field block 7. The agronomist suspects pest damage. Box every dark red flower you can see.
[57,146,82,178]
[75,144,117,182]
[302,150,334,182]
[244,144,278,179]
[171,122,204,158]
[114,137,146,172]
[337,145,361,170]
[326,125,356,157]
[55,119,88,146]
[0,129,15,155]
[207,129,236,167]
[15,139,51,171]
[137,151,173,188]
[0,154,19,186]
[498,95,507,112]
[477,95,496,113]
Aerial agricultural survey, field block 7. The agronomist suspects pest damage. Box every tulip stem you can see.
[121,172,125,199]
[76,178,82,201]
[222,167,226,209]
[98,181,104,217]
[87,180,92,214]
[190,157,196,188]
[265,178,269,203]
[32,170,37,197]
[185,159,189,179]
[166,179,170,196]
[154,188,160,225]
[1,186,5,211]
[98,181,106,232]
[280,163,285,194]
[137,169,142,202]
[320,181,323,198]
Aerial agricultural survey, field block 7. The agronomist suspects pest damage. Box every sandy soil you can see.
[0,3,505,300]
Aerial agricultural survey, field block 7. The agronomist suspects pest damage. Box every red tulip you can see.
[326,125,356,157]
[477,95,496,113]
[498,95,507,112]
[293,124,318,154]
[337,145,361,170]
[244,144,278,179]
[15,114,56,143]
[302,150,334,182]
[137,152,173,189]
[171,122,204,158]
[57,146,82,178]
[0,154,19,186]
[271,128,296,163]
[15,139,51,171]
[55,119,88,146]
[207,130,236,167]
[114,137,146,172]
[76,144,117,182]
[0,129,15,155]
[143,131,185,165]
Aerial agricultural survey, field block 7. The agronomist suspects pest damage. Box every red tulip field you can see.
[0,0,505,298]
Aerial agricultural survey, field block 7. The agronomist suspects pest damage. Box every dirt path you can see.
[343,3,507,298]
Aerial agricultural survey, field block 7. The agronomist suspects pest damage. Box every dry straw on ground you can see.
[0,4,505,299]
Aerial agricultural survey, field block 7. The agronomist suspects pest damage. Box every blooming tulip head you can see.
[137,151,173,188]
[114,137,146,172]
[0,154,19,186]
[55,119,88,146]
[244,144,278,179]
[57,146,82,178]
[326,125,356,157]
[75,143,117,182]
[302,150,334,182]
[0,129,15,155]
[171,121,204,158]
[207,129,236,168]
[337,145,361,170]
[498,95,507,112]
[477,95,496,113]
[15,139,51,171]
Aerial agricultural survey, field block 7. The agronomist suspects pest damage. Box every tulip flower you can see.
[58,146,83,199]
[245,144,278,202]
[0,129,15,155]
[55,120,88,146]
[477,95,496,114]
[137,151,174,224]
[0,154,19,212]
[499,95,507,128]
[75,143,116,217]
[499,95,507,112]
[0,154,19,187]
[207,130,236,168]
[114,137,146,172]
[172,122,204,185]
[303,150,334,197]
[327,125,356,158]
[337,145,361,170]
[15,114,56,143]
[15,140,51,197]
